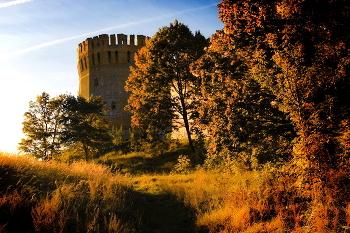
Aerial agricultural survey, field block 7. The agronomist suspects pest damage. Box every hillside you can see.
[1,150,350,232]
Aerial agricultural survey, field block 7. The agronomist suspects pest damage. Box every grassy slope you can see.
[2,150,350,233]
[0,152,136,232]
[0,151,198,233]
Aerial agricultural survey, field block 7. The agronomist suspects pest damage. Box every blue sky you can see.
[0,0,223,152]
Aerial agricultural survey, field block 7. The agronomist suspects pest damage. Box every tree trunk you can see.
[180,97,195,153]
[82,142,89,161]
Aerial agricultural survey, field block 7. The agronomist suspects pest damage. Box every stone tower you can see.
[77,34,147,129]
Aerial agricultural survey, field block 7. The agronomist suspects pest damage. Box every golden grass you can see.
[2,151,350,232]
[155,165,350,233]
[0,152,136,233]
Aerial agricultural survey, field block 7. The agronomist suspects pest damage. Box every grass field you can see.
[1,150,350,232]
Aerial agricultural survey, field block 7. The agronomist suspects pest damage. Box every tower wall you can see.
[77,34,148,128]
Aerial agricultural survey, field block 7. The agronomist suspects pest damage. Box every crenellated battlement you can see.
[78,34,148,54]
[77,34,149,74]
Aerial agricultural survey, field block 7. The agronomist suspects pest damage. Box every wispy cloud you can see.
[0,0,33,8]
[7,3,218,58]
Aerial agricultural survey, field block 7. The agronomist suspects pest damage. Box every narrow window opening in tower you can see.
[92,54,95,65]
[111,101,116,110]
[95,78,98,87]
[97,52,101,64]
[80,59,83,70]
[108,51,111,63]
[115,51,118,63]
[84,57,88,69]
[127,51,130,63]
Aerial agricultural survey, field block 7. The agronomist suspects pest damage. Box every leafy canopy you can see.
[20,93,112,161]
[192,30,295,168]
[125,20,208,152]
[217,0,350,177]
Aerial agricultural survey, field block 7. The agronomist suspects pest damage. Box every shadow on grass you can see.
[0,168,35,233]
[130,190,200,233]
[107,147,205,175]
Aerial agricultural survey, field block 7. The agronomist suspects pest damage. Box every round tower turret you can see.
[77,34,148,128]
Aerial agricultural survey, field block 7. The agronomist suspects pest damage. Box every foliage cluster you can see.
[170,155,191,175]
[215,0,350,181]
[126,19,296,169]
[125,20,208,153]
[20,93,113,161]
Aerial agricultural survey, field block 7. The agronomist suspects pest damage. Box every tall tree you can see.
[125,20,208,152]
[217,0,350,180]
[20,92,66,160]
[61,95,112,161]
[125,45,173,141]
[192,30,295,167]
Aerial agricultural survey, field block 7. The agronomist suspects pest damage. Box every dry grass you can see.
[0,152,137,233]
[157,165,350,233]
[2,151,350,232]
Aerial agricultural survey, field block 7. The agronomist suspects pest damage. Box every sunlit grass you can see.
[154,165,350,233]
[2,150,350,232]
[0,151,136,233]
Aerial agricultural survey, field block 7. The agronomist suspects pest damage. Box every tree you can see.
[20,93,112,161]
[125,45,173,142]
[20,92,66,160]
[192,30,295,168]
[61,95,112,161]
[217,0,350,180]
[125,20,208,152]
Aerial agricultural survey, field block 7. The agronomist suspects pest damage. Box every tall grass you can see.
[0,152,137,233]
[158,164,350,232]
[2,149,350,232]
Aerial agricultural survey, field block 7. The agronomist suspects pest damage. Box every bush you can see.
[171,155,191,175]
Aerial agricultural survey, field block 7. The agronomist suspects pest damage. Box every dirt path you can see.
[130,178,197,233]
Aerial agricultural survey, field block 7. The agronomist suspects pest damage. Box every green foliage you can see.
[19,92,67,160]
[171,155,191,175]
[20,93,113,161]
[192,30,295,166]
[125,20,208,152]
[111,125,129,151]
[61,95,112,161]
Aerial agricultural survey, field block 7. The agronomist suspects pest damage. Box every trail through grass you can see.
[130,175,197,233]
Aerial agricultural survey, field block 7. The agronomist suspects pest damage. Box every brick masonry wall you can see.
[77,34,147,129]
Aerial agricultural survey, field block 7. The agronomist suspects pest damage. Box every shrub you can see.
[171,155,191,175]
